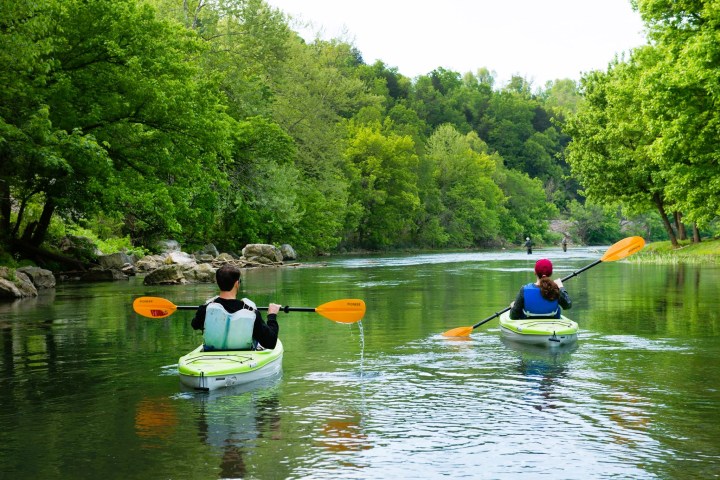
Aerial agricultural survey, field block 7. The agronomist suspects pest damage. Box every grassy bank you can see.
[631,238,720,264]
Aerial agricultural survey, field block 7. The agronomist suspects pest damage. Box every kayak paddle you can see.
[132,296,366,324]
[442,236,645,337]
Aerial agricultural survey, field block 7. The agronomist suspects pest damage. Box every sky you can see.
[264,0,647,88]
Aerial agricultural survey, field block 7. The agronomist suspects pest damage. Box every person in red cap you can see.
[509,258,572,319]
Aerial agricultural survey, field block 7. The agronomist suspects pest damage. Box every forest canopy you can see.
[1,0,717,264]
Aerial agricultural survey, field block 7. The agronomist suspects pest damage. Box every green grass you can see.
[631,238,720,264]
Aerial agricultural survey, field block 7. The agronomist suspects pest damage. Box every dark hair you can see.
[538,277,559,301]
[216,264,241,291]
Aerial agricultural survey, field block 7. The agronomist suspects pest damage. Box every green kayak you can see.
[499,311,578,347]
[178,339,283,391]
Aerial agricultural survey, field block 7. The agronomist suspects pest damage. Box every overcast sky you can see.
[264,0,647,87]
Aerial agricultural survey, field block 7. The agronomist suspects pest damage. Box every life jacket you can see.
[522,283,560,318]
[203,298,257,351]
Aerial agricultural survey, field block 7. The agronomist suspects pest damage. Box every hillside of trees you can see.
[1,0,717,267]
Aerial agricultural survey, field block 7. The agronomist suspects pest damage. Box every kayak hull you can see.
[499,312,578,347]
[178,339,283,391]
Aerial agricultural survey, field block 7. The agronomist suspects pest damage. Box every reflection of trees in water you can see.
[503,338,577,412]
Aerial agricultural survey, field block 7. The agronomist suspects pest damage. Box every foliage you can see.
[2,0,634,260]
[567,200,622,245]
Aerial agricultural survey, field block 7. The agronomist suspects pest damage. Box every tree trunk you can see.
[653,193,678,247]
[30,198,55,247]
[693,223,701,243]
[674,211,687,240]
[0,180,10,241]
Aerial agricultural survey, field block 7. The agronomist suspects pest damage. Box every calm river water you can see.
[1,247,719,479]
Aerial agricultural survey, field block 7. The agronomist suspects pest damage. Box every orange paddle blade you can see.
[315,299,366,323]
[133,296,178,319]
[442,326,474,337]
[601,236,645,262]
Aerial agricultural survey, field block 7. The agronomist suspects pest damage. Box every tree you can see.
[344,123,420,248]
[1,0,235,251]
[564,50,682,247]
[421,125,505,247]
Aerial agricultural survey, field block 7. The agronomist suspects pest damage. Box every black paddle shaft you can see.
[176,305,315,313]
[470,258,603,330]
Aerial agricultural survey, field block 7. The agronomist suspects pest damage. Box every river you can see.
[1,246,719,479]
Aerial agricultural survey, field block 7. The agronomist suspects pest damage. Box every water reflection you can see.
[501,338,577,412]
[187,376,283,479]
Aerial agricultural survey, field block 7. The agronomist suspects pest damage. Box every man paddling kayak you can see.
[509,258,572,319]
[191,264,281,350]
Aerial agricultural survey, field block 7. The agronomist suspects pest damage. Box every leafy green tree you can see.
[565,48,681,246]
[421,125,505,246]
[1,0,232,251]
[344,123,420,248]
[495,167,557,242]
[635,0,720,230]
[567,200,621,245]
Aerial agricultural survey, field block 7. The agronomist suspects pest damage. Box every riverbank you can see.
[632,238,720,264]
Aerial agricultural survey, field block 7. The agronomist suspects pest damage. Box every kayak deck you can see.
[178,339,283,391]
[499,312,578,347]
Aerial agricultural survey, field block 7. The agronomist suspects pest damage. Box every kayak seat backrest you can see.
[522,284,560,318]
[203,302,255,351]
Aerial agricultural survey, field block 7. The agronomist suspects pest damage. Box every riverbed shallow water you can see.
[1,246,719,479]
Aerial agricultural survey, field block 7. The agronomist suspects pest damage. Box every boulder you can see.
[98,252,134,270]
[195,243,219,257]
[121,264,137,276]
[0,268,38,299]
[280,244,297,260]
[214,253,235,264]
[195,253,215,264]
[81,268,128,282]
[17,266,56,289]
[242,244,283,264]
[184,263,216,283]
[143,264,187,285]
[164,251,197,266]
[136,254,165,272]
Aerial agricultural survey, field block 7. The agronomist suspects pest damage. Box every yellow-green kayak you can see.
[499,312,578,347]
[178,340,283,391]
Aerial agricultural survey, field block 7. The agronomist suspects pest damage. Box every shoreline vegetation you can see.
[630,238,720,265]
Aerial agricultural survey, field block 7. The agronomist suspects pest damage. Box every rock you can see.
[0,268,38,299]
[280,244,297,260]
[121,264,136,276]
[195,253,215,264]
[184,263,216,283]
[82,268,128,281]
[136,255,165,272]
[165,251,197,266]
[143,264,187,285]
[195,243,219,257]
[242,244,283,264]
[98,252,134,270]
[16,266,56,289]
[214,253,236,264]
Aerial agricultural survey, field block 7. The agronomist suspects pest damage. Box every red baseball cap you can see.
[535,258,553,278]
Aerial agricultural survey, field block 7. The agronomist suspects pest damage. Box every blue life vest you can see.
[522,283,560,318]
[203,298,256,351]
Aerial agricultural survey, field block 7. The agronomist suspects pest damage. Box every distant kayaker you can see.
[191,264,280,350]
[509,258,571,319]
[524,237,533,254]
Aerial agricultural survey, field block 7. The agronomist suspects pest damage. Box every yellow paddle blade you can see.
[315,299,366,324]
[601,236,645,262]
[133,296,178,319]
[442,326,474,337]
